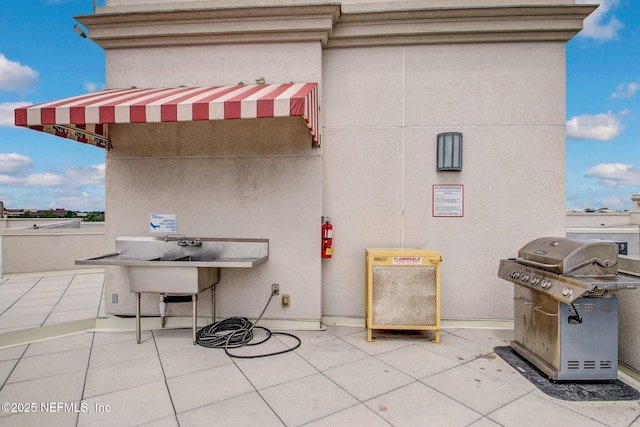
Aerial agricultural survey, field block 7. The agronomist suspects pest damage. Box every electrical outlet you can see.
[112,293,118,303]
[271,283,280,295]
[282,294,290,306]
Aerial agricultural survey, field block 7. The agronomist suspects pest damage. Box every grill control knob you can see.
[541,280,552,289]
[530,277,540,286]
[511,271,520,279]
[562,288,573,298]
[521,274,529,281]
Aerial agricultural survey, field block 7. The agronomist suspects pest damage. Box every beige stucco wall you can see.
[105,43,322,90]
[0,229,108,275]
[102,42,323,321]
[322,42,567,319]
[83,0,584,323]
[567,212,632,228]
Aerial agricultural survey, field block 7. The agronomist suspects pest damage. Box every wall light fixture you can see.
[437,132,463,171]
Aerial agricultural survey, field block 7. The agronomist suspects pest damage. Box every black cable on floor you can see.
[195,292,301,358]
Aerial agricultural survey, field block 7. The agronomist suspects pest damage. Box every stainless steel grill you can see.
[498,237,640,381]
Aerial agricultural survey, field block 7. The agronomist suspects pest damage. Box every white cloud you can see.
[0,54,39,92]
[0,101,32,126]
[576,0,623,41]
[63,164,105,188]
[0,175,24,186]
[0,151,104,193]
[611,81,639,99]
[84,81,105,93]
[25,172,66,187]
[585,163,640,188]
[54,192,105,211]
[0,152,32,174]
[566,111,623,141]
[601,195,628,209]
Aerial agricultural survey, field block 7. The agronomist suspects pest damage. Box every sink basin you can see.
[149,255,201,262]
[129,264,219,293]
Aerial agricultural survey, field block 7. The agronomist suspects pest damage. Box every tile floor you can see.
[0,271,639,427]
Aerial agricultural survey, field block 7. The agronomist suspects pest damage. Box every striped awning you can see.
[14,82,319,148]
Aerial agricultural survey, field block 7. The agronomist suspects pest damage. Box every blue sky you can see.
[567,0,640,211]
[0,0,639,212]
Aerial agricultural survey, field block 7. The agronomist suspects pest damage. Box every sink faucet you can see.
[164,233,202,247]
[179,238,202,247]
[164,233,186,243]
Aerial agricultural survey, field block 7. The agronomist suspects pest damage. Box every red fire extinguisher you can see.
[322,216,333,259]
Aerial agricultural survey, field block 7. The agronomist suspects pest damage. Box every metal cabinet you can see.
[511,283,620,380]
[513,285,534,350]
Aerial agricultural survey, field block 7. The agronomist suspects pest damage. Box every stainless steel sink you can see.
[76,237,268,268]
[75,236,269,344]
[128,265,218,293]
[76,236,269,293]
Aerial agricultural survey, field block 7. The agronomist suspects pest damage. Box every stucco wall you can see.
[322,42,567,320]
[105,43,321,90]
[102,41,568,321]
[567,212,632,228]
[0,229,108,275]
[93,2,576,322]
[103,42,323,321]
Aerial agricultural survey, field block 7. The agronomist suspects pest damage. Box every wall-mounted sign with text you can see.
[149,213,176,233]
[432,184,464,217]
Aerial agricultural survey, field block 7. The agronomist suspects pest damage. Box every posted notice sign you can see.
[432,184,464,217]
[150,213,176,233]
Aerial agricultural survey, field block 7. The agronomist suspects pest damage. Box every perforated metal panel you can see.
[371,265,438,326]
[366,248,442,343]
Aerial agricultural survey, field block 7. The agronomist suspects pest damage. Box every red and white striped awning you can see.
[14,82,319,148]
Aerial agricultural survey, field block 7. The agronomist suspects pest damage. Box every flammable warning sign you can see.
[392,256,422,265]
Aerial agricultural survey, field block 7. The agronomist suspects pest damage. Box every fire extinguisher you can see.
[322,216,333,259]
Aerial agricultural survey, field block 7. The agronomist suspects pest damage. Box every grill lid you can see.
[516,237,618,276]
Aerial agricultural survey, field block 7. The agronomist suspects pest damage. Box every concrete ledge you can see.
[0,315,324,349]
[1,268,104,279]
[321,315,514,330]
[0,314,515,349]
[0,318,97,349]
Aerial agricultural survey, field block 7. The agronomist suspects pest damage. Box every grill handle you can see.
[564,257,616,275]
[516,258,559,270]
[516,257,617,275]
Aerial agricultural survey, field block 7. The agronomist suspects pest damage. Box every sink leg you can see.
[211,285,216,324]
[136,293,141,344]
[159,294,167,328]
[192,294,198,345]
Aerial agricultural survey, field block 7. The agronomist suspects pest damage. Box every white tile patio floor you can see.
[1,270,639,426]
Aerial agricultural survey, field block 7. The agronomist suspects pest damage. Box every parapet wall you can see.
[0,226,108,276]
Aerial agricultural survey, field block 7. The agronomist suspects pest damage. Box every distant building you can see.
[4,209,26,218]
[52,208,68,217]
[566,194,640,258]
